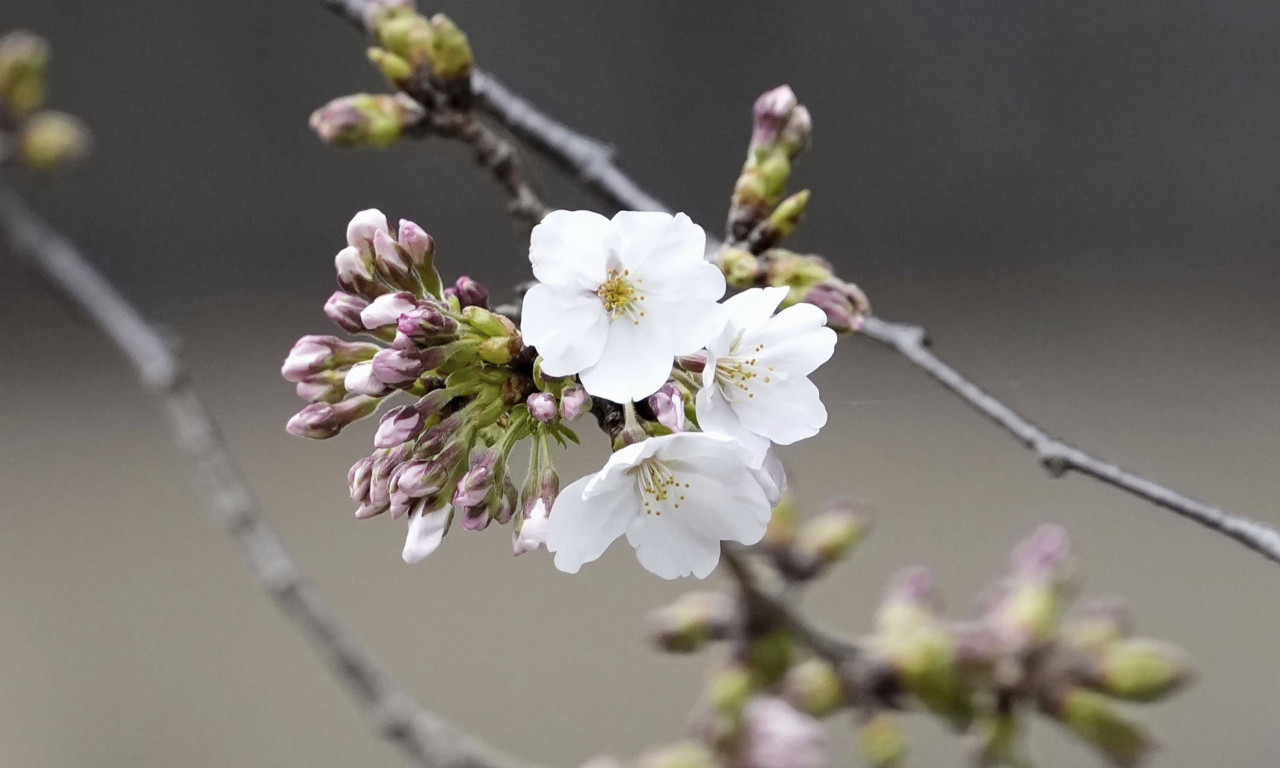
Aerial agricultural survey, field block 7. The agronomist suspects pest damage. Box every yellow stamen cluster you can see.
[715,342,775,400]
[596,268,647,324]
[630,457,691,516]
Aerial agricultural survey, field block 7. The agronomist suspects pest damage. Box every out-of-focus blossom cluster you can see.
[640,524,1191,768]
[0,31,91,170]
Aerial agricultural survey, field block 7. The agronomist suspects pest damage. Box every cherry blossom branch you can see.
[314,3,1280,566]
[0,176,540,768]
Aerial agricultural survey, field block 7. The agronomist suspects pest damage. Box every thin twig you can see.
[858,316,1280,563]
[437,113,550,226]
[0,177,541,768]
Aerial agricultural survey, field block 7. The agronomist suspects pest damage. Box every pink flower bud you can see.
[394,301,458,348]
[1012,524,1073,580]
[648,382,685,432]
[346,208,389,252]
[527,392,557,423]
[751,85,799,149]
[453,450,498,511]
[285,397,378,439]
[374,405,427,449]
[348,456,374,504]
[296,371,346,403]
[360,291,418,330]
[370,347,435,386]
[334,246,382,298]
[323,291,369,334]
[447,275,489,309]
[344,361,393,396]
[373,229,414,289]
[397,219,436,266]
[559,384,589,421]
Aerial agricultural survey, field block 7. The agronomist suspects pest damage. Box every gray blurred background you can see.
[3,1,1279,766]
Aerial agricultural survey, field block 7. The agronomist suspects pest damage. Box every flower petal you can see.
[529,210,611,290]
[520,283,610,377]
[626,515,721,579]
[402,504,451,564]
[722,286,789,330]
[608,211,705,272]
[546,476,636,574]
[579,317,674,402]
[749,303,837,376]
[732,375,828,445]
[695,384,771,466]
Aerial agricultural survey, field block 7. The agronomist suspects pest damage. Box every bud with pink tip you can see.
[371,347,437,386]
[372,229,417,291]
[446,275,489,308]
[296,370,347,403]
[527,392,557,423]
[394,301,458,348]
[347,208,390,252]
[344,361,394,396]
[323,291,369,334]
[281,335,379,382]
[402,501,451,564]
[559,384,589,421]
[454,449,498,514]
[374,404,427,448]
[751,86,799,150]
[286,396,379,439]
[397,218,442,297]
[360,291,418,330]
[334,246,383,298]
[348,456,375,505]
[648,382,685,432]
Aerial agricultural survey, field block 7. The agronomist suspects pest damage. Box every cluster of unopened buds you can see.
[640,525,1191,768]
[0,30,91,170]
[283,206,837,577]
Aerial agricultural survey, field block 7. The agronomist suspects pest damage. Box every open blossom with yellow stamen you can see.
[696,286,836,467]
[520,210,726,403]
[546,433,774,579]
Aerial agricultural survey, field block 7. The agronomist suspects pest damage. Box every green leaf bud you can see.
[858,713,907,768]
[781,658,845,718]
[309,93,424,148]
[1051,687,1150,767]
[0,30,48,116]
[1092,638,1193,702]
[18,110,91,169]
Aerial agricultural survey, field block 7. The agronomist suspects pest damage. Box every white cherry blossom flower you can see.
[402,503,451,564]
[520,210,727,403]
[696,286,836,467]
[546,432,773,579]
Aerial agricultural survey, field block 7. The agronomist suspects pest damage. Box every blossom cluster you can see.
[283,207,836,578]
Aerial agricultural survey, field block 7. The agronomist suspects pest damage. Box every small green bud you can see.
[426,14,473,79]
[1062,596,1131,652]
[635,741,717,768]
[721,247,763,289]
[1052,687,1150,767]
[375,13,435,68]
[0,30,49,116]
[792,500,868,571]
[648,591,736,653]
[18,110,91,169]
[779,105,813,158]
[891,628,972,727]
[477,336,514,365]
[309,93,424,148]
[781,658,845,718]
[974,713,1027,767]
[1093,638,1193,702]
[707,662,755,717]
[764,189,810,242]
[766,250,835,293]
[858,713,907,768]
[755,149,791,204]
[747,628,793,686]
[461,306,511,338]
[367,47,413,84]
[1002,581,1060,645]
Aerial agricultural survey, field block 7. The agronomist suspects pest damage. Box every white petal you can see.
[520,283,610,376]
[345,361,391,396]
[695,384,770,466]
[722,286,789,330]
[752,449,789,506]
[361,292,416,329]
[347,209,390,251]
[607,211,705,272]
[584,438,664,499]
[643,295,727,357]
[733,375,828,445]
[626,515,721,579]
[529,210,611,290]
[748,303,837,376]
[546,476,636,574]
[402,504,450,564]
[578,318,674,402]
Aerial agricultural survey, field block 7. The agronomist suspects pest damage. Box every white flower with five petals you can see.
[695,286,836,467]
[520,210,727,403]
[546,432,774,579]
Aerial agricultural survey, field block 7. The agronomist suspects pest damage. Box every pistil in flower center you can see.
[597,268,646,323]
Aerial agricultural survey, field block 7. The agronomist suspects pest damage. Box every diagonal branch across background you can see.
[0,177,540,768]
[320,0,1280,566]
